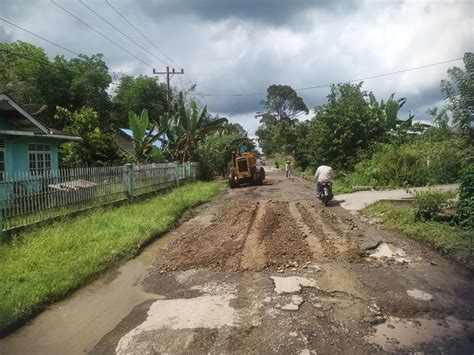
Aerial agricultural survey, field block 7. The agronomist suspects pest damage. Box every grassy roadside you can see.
[362,201,473,270]
[0,181,224,333]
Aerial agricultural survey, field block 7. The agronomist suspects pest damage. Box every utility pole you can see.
[153,66,184,105]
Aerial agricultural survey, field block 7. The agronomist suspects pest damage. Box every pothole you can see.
[368,242,409,263]
[116,295,237,354]
[270,276,318,294]
[368,316,474,352]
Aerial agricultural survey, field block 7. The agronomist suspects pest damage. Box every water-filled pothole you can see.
[368,316,474,352]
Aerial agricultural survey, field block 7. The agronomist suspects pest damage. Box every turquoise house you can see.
[0,94,81,199]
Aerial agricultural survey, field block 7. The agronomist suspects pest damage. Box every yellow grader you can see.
[228,140,265,188]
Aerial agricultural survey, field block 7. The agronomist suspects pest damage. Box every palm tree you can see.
[165,92,227,162]
[128,109,163,163]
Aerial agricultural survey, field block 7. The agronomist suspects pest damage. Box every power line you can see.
[0,17,79,56]
[51,0,152,68]
[104,0,179,68]
[78,0,169,66]
[103,0,206,106]
[197,57,464,97]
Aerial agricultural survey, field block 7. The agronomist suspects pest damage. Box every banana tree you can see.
[165,92,227,162]
[127,109,163,163]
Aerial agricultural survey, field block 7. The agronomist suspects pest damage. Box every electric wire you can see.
[197,57,464,97]
[104,0,201,96]
[51,0,152,68]
[78,0,169,66]
[0,16,128,78]
[104,0,179,68]
[0,17,79,56]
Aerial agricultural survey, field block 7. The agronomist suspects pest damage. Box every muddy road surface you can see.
[1,168,473,354]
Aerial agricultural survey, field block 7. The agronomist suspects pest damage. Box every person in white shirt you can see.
[314,158,334,195]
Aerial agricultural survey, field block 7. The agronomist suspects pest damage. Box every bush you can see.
[456,163,474,230]
[413,189,452,221]
[350,134,467,187]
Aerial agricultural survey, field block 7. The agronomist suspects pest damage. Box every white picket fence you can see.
[0,162,200,234]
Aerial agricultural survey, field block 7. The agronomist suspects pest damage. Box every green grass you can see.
[362,201,473,270]
[0,181,224,333]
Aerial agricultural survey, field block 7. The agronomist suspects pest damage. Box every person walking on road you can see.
[285,160,292,178]
[315,158,334,194]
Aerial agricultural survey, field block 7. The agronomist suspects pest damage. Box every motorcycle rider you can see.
[315,158,334,195]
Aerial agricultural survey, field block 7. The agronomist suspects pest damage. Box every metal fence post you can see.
[185,162,190,180]
[174,162,180,187]
[0,208,3,241]
[125,164,134,202]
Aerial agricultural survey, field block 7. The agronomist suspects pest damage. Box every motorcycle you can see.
[318,181,333,206]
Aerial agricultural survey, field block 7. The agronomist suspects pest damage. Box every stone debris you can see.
[281,295,304,311]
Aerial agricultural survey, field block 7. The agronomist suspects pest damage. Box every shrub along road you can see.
[1,169,473,354]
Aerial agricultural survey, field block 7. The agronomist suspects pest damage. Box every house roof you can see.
[0,93,81,141]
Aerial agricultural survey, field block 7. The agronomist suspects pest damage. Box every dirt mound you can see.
[153,201,313,272]
[258,202,313,268]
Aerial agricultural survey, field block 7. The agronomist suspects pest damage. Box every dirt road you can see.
[1,168,473,354]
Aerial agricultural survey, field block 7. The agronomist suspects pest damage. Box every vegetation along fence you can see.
[0,162,200,234]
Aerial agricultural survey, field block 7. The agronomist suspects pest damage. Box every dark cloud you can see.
[399,84,444,121]
[0,0,469,133]
[139,0,359,28]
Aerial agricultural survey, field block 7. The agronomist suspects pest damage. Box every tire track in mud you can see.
[240,204,267,271]
[288,202,325,261]
[295,202,338,259]
[301,205,362,262]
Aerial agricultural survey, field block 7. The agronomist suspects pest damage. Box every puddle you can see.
[407,289,433,301]
[368,316,474,351]
[270,276,318,294]
[369,243,409,263]
[0,203,219,354]
[116,295,237,354]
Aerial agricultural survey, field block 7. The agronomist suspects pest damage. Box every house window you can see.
[28,143,51,175]
[0,139,5,181]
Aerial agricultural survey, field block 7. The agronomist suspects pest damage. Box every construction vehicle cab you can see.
[229,140,265,188]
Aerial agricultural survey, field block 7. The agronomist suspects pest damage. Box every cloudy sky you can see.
[1,0,473,134]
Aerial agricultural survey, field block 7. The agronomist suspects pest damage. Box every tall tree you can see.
[441,52,474,140]
[0,41,113,130]
[0,41,51,104]
[261,84,309,122]
[306,82,387,170]
[112,75,168,128]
